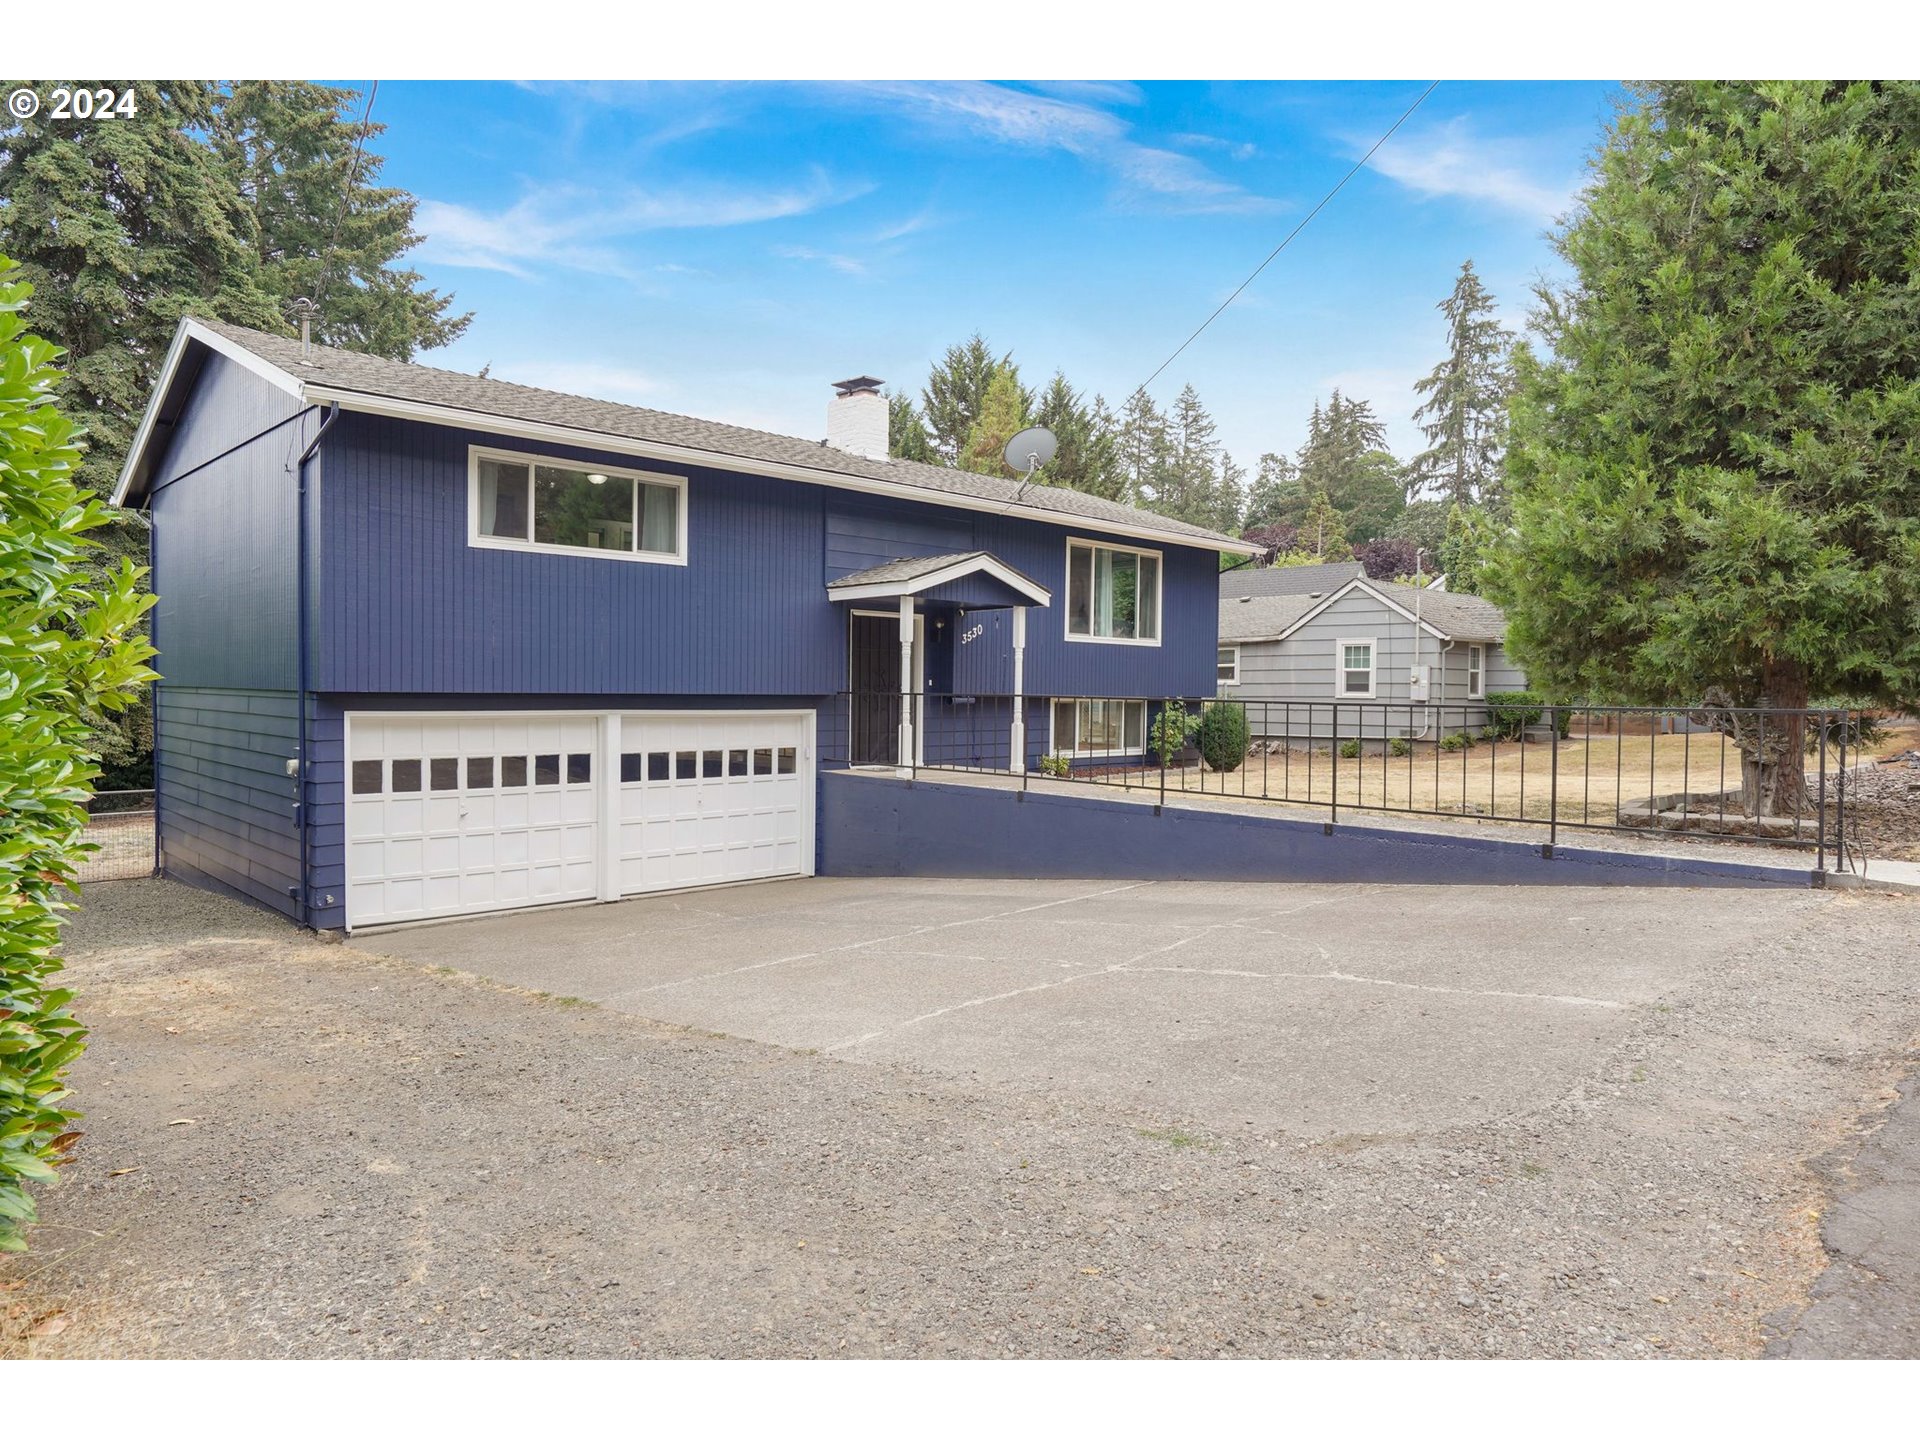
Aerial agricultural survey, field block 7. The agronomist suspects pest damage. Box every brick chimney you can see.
[827,376,889,461]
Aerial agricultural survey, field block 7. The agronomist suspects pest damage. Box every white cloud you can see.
[415,171,869,278]
[839,82,1283,216]
[1366,117,1576,222]
[1172,132,1260,161]
[774,244,867,277]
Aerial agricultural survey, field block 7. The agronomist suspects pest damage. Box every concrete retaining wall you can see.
[818,772,1816,890]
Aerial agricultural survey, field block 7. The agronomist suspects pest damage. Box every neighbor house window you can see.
[1066,540,1160,643]
[1217,645,1240,686]
[1467,644,1484,699]
[471,448,685,563]
[1338,639,1375,698]
[1052,698,1147,756]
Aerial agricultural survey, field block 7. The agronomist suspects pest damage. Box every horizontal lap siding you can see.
[156,688,300,918]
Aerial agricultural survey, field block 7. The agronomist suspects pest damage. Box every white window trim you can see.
[467,444,689,565]
[1335,636,1377,700]
[1217,644,1240,686]
[1063,538,1163,648]
[1467,643,1485,699]
[1046,697,1149,759]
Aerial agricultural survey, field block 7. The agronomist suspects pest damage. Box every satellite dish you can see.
[1003,425,1057,476]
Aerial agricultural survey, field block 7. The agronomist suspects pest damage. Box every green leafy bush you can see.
[1484,691,1544,740]
[1388,738,1412,757]
[1038,752,1071,777]
[1149,704,1201,766]
[1338,739,1363,760]
[0,260,157,1251]
[1197,702,1250,773]
[1439,733,1469,753]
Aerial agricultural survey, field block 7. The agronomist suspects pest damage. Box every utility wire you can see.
[1133,80,1440,396]
[315,81,380,305]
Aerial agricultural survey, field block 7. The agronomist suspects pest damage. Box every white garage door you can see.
[347,714,602,927]
[345,710,813,928]
[616,712,811,894]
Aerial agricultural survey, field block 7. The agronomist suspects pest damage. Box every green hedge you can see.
[1198,702,1250,773]
[1484,691,1573,741]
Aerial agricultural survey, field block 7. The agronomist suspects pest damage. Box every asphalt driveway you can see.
[6,875,1918,1358]
[356,877,1822,1139]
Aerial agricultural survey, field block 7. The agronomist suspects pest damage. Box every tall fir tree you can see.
[1288,487,1354,563]
[210,81,470,360]
[921,334,1027,464]
[1032,372,1122,499]
[1242,451,1301,532]
[959,365,1032,475]
[1162,382,1221,527]
[1116,387,1171,509]
[1212,452,1247,535]
[1407,259,1515,507]
[1492,81,1920,813]
[887,388,933,462]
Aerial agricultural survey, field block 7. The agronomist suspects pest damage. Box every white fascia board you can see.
[112,319,309,506]
[302,384,1258,557]
[1272,577,1452,643]
[830,553,1052,605]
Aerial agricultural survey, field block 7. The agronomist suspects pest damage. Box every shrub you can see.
[0,260,157,1251]
[1038,752,1071,777]
[1439,733,1469,753]
[1388,738,1412,757]
[1149,703,1202,766]
[1197,702,1250,773]
[1338,739,1363,759]
[1485,690,1546,740]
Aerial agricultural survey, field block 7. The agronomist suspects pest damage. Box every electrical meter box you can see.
[1408,664,1431,702]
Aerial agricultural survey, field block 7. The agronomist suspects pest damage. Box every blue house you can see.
[114,319,1249,930]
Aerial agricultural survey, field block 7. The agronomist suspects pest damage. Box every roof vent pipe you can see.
[289,297,320,364]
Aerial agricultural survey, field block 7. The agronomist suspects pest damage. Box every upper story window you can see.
[469,447,686,564]
[1066,539,1161,645]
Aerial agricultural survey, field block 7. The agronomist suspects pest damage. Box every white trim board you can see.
[828,551,1051,605]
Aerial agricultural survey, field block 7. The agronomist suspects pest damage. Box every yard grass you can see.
[1087,719,1916,829]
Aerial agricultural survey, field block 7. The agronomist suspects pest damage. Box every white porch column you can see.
[897,593,916,777]
[1010,605,1027,775]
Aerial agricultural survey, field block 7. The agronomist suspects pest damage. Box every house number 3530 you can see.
[958,623,985,645]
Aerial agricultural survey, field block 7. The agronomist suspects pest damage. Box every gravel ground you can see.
[4,877,1917,1359]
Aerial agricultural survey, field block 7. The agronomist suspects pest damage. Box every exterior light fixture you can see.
[587,472,609,485]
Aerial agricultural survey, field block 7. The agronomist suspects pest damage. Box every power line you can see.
[1133,80,1440,397]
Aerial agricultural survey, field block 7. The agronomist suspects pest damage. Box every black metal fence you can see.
[76,788,156,882]
[827,693,1863,871]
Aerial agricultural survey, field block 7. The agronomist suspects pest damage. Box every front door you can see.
[848,611,920,765]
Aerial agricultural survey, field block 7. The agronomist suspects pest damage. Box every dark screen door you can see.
[849,613,900,766]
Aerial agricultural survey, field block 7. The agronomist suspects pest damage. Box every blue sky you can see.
[364,80,1624,467]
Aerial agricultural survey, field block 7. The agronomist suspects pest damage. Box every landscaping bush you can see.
[1038,752,1071,777]
[0,260,157,1251]
[1338,739,1363,760]
[1485,691,1550,740]
[1149,704,1201,766]
[1197,702,1250,773]
[1388,738,1412,758]
[1439,733,1469,753]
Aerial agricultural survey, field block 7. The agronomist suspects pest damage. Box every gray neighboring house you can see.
[1216,572,1526,739]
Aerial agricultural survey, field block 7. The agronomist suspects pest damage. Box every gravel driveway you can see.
[4,876,1916,1358]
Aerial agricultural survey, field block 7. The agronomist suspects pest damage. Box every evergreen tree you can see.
[1033,372,1122,499]
[0,82,283,515]
[1335,450,1408,543]
[1384,497,1450,557]
[1163,382,1221,525]
[921,334,1020,464]
[1242,451,1301,532]
[1116,387,1171,509]
[1288,487,1353,562]
[1408,259,1515,507]
[960,365,1032,475]
[887,389,933,462]
[1212,452,1247,534]
[210,81,470,360]
[1492,81,1920,813]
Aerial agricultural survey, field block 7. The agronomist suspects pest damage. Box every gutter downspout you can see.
[292,402,340,929]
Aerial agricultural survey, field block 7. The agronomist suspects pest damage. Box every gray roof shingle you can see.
[186,320,1243,549]
[1218,592,1320,641]
[1219,561,1365,598]
[1218,578,1507,644]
